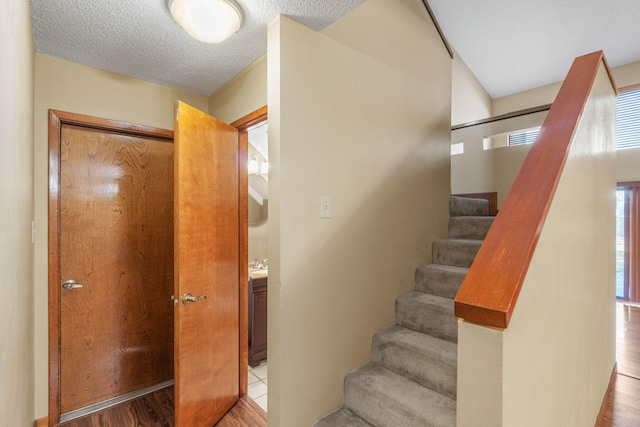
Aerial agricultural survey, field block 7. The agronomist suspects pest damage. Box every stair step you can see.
[415,263,468,299]
[344,363,456,427]
[433,238,482,268]
[450,196,489,217]
[448,216,495,240]
[372,325,457,399]
[396,292,457,343]
[314,409,375,427]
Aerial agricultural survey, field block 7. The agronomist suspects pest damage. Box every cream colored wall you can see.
[267,1,451,424]
[208,55,270,265]
[451,110,548,207]
[453,60,640,201]
[452,52,492,125]
[458,63,617,426]
[494,60,640,115]
[208,55,267,124]
[0,0,34,426]
[618,147,640,182]
[33,54,209,418]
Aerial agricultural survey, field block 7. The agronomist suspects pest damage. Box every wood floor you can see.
[58,388,266,427]
[55,302,640,427]
[595,302,640,426]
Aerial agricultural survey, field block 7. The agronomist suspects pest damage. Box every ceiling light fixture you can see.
[168,0,243,43]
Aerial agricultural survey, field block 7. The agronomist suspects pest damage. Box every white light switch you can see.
[320,196,331,218]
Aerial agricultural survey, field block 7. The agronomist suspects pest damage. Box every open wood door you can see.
[174,101,241,426]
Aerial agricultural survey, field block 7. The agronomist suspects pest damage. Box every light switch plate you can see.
[320,196,331,218]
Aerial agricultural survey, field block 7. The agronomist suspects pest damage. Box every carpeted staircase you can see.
[314,196,495,427]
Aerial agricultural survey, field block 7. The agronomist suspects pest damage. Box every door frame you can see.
[618,181,640,302]
[230,105,267,397]
[47,110,175,425]
[47,108,256,425]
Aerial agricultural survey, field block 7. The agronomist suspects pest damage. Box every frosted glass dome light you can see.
[168,0,243,43]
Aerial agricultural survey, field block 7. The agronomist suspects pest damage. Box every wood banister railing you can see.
[454,51,618,329]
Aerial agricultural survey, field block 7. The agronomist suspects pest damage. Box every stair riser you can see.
[396,296,457,343]
[415,265,467,299]
[372,329,457,399]
[432,240,481,268]
[449,196,489,217]
[448,216,494,240]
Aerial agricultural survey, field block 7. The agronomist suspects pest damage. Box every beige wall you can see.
[208,55,267,124]
[452,52,492,125]
[453,60,640,201]
[458,62,617,426]
[451,111,548,207]
[32,54,209,418]
[0,0,35,425]
[267,0,451,424]
[494,60,640,115]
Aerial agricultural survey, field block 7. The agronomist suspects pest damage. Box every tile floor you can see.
[248,361,268,412]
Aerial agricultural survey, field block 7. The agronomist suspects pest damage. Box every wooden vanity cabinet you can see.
[248,276,267,367]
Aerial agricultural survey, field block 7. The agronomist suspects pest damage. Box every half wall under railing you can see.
[455,51,618,426]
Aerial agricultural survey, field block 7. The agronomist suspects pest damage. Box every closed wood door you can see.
[174,101,241,426]
[59,124,174,413]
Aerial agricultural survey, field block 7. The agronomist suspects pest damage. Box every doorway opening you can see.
[616,181,640,302]
[231,107,269,413]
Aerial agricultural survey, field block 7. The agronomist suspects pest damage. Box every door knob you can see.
[182,293,207,305]
[62,279,84,290]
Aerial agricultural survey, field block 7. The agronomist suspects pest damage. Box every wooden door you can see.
[174,102,241,426]
[58,122,174,413]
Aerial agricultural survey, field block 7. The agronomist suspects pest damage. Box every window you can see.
[616,87,640,150]
[508,128,540,146]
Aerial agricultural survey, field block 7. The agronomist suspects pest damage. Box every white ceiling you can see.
[429,0,640,98]
[31,0,366,96]
[31,0,640,99]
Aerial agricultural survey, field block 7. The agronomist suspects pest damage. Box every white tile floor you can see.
[248,361,268,412]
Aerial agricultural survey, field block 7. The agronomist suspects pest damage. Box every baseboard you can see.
[33,416,48,427]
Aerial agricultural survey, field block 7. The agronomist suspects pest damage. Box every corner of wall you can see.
[1,0,36,425]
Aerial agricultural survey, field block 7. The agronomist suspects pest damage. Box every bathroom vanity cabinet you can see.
[249,276,267,367]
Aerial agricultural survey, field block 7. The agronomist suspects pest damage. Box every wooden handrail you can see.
[454,51,618,329]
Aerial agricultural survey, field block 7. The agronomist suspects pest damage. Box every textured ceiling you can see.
[31,0,640,100]
[31,0,366,96]
[429,0,640,98]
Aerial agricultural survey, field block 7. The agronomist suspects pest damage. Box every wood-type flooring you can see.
[595,302,640,426]
[54,302,640,427]
[58,389,266,427]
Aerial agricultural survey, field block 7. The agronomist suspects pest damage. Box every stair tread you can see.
[417,263,469,274]
[434,237,484,244]
[345,363,456,427]
[314,409,375,427]
[398,291,454,309]
[373,325,457,399]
